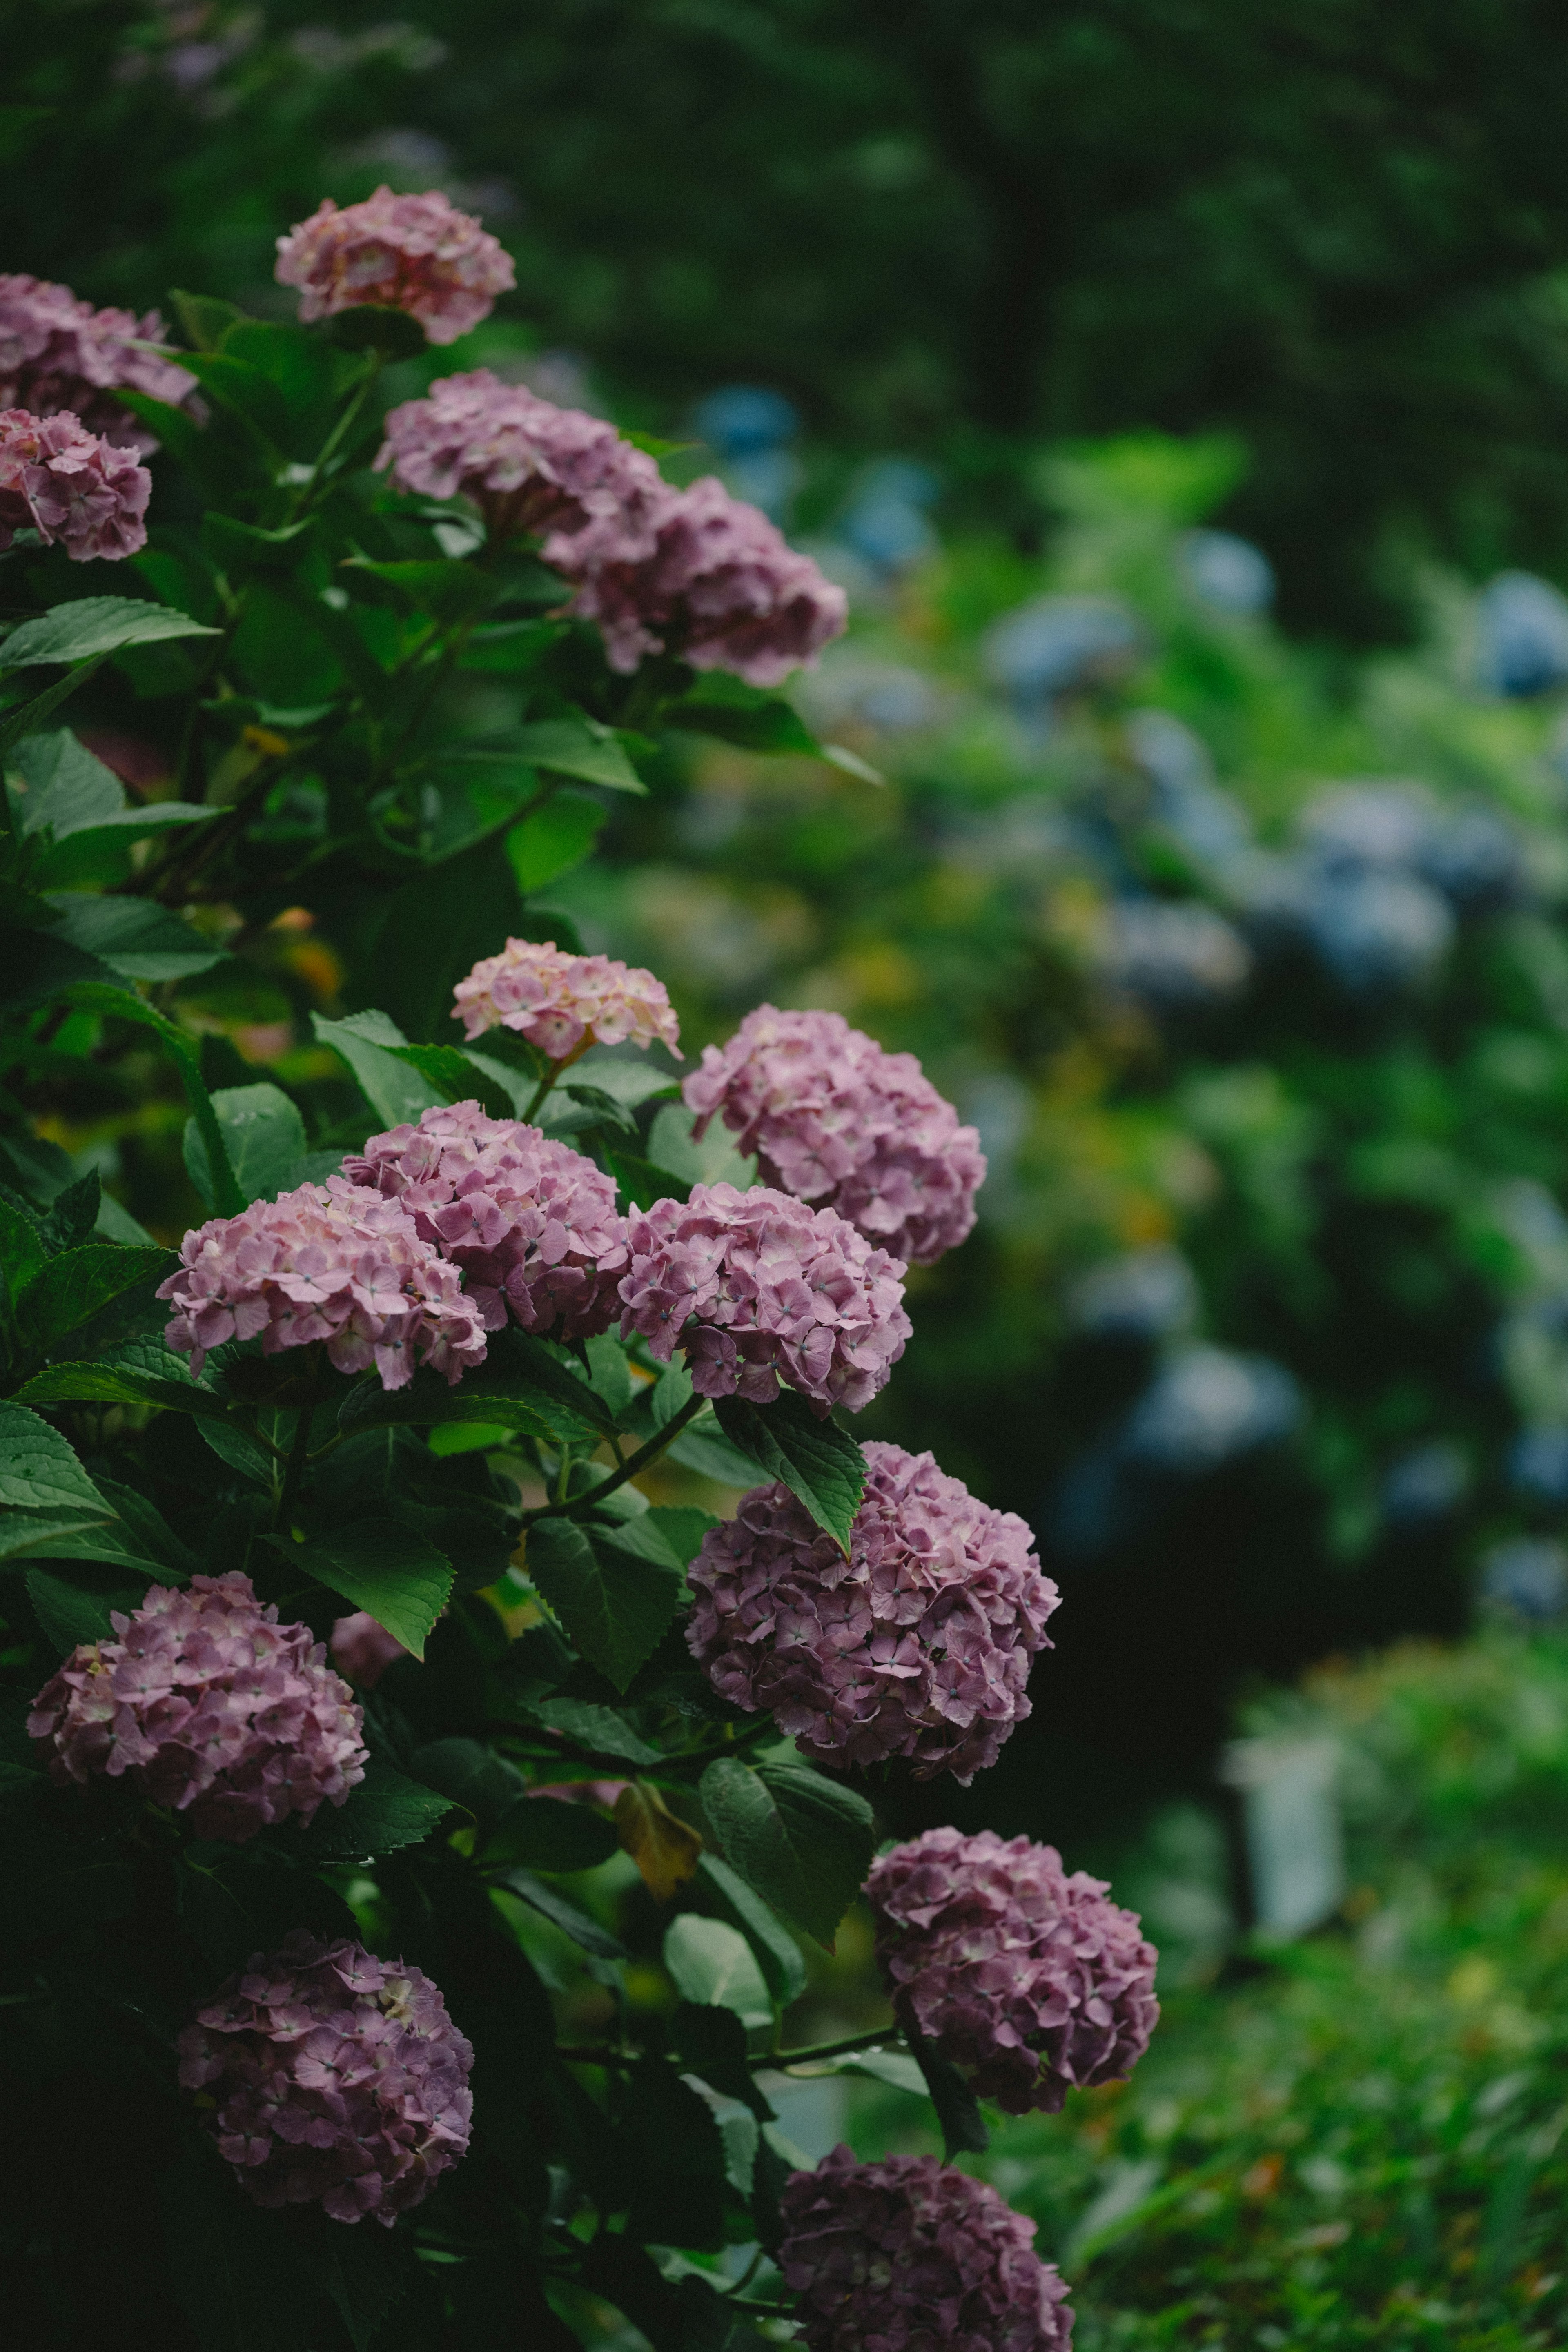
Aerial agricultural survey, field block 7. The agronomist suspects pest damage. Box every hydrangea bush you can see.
[0,193,1154,2352]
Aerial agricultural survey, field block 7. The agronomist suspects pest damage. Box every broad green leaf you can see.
[302,1757,455,1861]
[908,2024,990,2159]
[483,1791,620,1873]
[457,617,568,674]
[0,1194,47,1296]
[0,1400,118,1516]
[713,1392,866,1552]
[697,1756,875,1947]
[382,1041,517,1123]
[506,789,607,892]
[13,1243,175,1363]
[323,304,428,359]
[182,1082,307,1211]
[26,1565,148,1654]
[408,1736,524,1826]
[524,1516,684,1692]
[517,1695,661,1766]
[274,1519,454,1658]
[311,1009,444,1129]
[60,982,244,1215]
[696,1852,808,2007]
[15,1354,227,1422]
[38,1170,99,1254]
[644,1503,720,1566]
[604,1150,692,1210]
[339,1343,604,1445]
[666,1418,770,1488]
[669,2001,776,2120]
[201,512,317,573]
[45,893,225,981]
[662,1914,773,2032]
[0,598,218,670]
[494,1866,627,1958]
[666,684,820,756]
[508,716,646,795]
[180,350,290,444]
[9,728,122,833]
[567,1054,684,1111]
[340,556,498,623]
[0,660,111,763]
[170,289,244,352]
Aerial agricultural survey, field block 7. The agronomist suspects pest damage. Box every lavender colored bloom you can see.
[0,272,196,453]
[178,1931,473,2223]
[28,1573,367,1841]
[619,1183,911,1417]
[330,1612,409,1688]
[0,408,150,561]
[275,186,514,344]
[866,1828,1158,2113]
[377,368,664,550]
[156,1177,489,1387]
[684,1005,985,1265]
[778,2146,1073,2352]
[687,1441,1056,1778]
[342,1100,628,1341]
[549,471,847,685]
[451,936,680,1060]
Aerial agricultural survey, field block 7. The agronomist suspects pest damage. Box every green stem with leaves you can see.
[520,1390,706,1527]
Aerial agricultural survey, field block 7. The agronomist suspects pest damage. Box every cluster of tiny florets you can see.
[342,1100,628,1341]
[275,186,514,343]
[0,271,195,451]
[0,407,150,560]
[866,1828,1159,2112]
[619,1182,910,1417]
[687,1441,1056,1777]
[156,1178,489,1387]
[685,1005,986,1265]
[452,936,681,1060]
[178,1932,474,2224]
[378,368,665,550]
[777,2146,1074,2352]
[28,1574,367,1842]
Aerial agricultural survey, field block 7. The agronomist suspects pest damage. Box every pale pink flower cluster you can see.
[157,1178,488,1387]
[27,1573,366,1842]
[452,936,680,1060]
[688,1442,1056,1778]
[0,408,150,561]
[342,1100,628,1341]
[552,470,848,685]
[0,272,196,452]
[275,186,515,343]
[619,1182,910,1416]
[330,1612,409,1688]
[778,2146,1074,2352]
[377,367,664,548]
[178,1932,474,2224]
[685,1005,986,1266]
[866,1828,1159,2113]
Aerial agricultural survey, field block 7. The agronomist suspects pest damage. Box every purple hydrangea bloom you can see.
[378,368,665,551]
[778,2146,1073,2352]
[0,271,196,452]
[866,1828,1159,2113]
[330,1612,409,1688]
[27,1573,367,1841]
[451,937,680,1059]
[684,1005,985,1265]
[156,1177,489,1387]
[275,186,514,344]
[0,408,150,561]
[341,1101,628,1341]
[178,1931,474,2224]
[687,1441,1057,1778]
[549,472,847,685]
[618,1181,911,1417]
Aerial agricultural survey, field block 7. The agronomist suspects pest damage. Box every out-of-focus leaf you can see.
[670,2000,775,2120]
[506,788,608,892]
[340,556,498,623]
[495,1866,627,1958]
[908,2022,990,2158]
[525,1516,685,1692]
[662,1914,772,2030]
[666,1417,768,1488]
[45,893,225,980]
[507,716,647,794]
[60,982,243,1215]
[483,1791,620,1872]
[697,1851,808,2007]
[182,1082,307,1211]
[698,1756,875,1948]
[713,1391,866,1552]
[272,1519,453,1658]
[665,682,820,755]
[617,1780,705,1899]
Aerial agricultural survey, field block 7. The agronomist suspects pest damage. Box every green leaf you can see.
[665,1418,770,1488]
[0,660,111,762]
[60,982,244,1215]
[604,1150,693,1211]
[310,1010,445,1129]
[666,682,820,755]
[170,289,244,352]
[338,1350,604,1446]
[9,728,122,833]
[713,1392,866,1552]
[272,1519,454,1659]
[524,1516,685,1692]
[908,2023,990,2159]
[505,789,608,893]
[0,1400,118,1516]
[382,1041,517,1123]
[14,1354,227,1421]
[507,716,647,794]
[669,2000,776,2120]
[407,1735,523,1826]
[301,1756,457,1860]
[13,1243,175,1363]
[483,1791,620,1872]
[45,893,226,981]
[662,1914,773,2031]
[564,1054,683,1113]
[0,1505,120,1562]
[458,617,567,675]
[26,1564,147,1654]
[322,304,428,358]
[201,512,317,573]
[0,1194,47,1297]
[494,1866,628,1958]
[821,742,886,785]
[516,1695,662,1766]
[644,1503,720,1567]
[696,1852,808,2007]
[182,1082,307,1211]
[180,350,290,444]
[340,556,498,623]
[0,598,218,670]
[697,1756,875,1948]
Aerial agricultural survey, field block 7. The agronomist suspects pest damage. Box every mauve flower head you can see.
[0,408,150,561]
[620,1182,911,1418]
[275,185,514,344]
[688,1441,1055,1778]
[452,936,680,1061]
[377,368,664,550]
[330,1612,409,1688]
[778,2146,1073,2352]
[156,1177,488,1387]
[0,271,196,453]
[178,1930,473,2224]
[685,1005,985,1265]
[341,1100,628,1341]
[549,471,847,685]
[27,1572,367,1841]
[866,1828,1158,2113]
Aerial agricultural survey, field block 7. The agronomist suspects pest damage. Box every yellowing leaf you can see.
[615,1780,704,1900]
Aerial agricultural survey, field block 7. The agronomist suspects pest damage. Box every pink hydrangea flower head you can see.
[778,2146,1073,2352]
[0,408,150,561]
[549,472,848,684]
[341,1100,628,1341]
[27,1572,367,1841]
[377,368,665,549]
[0,272,196,453]
[178,1930,473,2224]
[685,1005,986,1265]
[688,1441,1055,1777]
[620,1182,911,1418]
[156,1176,489,1388]
[330,1612,409,1688]
[452,936,681,1061]
[275,186,515,344]
[866,1828,1159,2113]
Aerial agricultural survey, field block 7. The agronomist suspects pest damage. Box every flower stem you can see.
[519,1390,705,1527]
[771,2023,902,2068]
[274,1405,315,1534]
